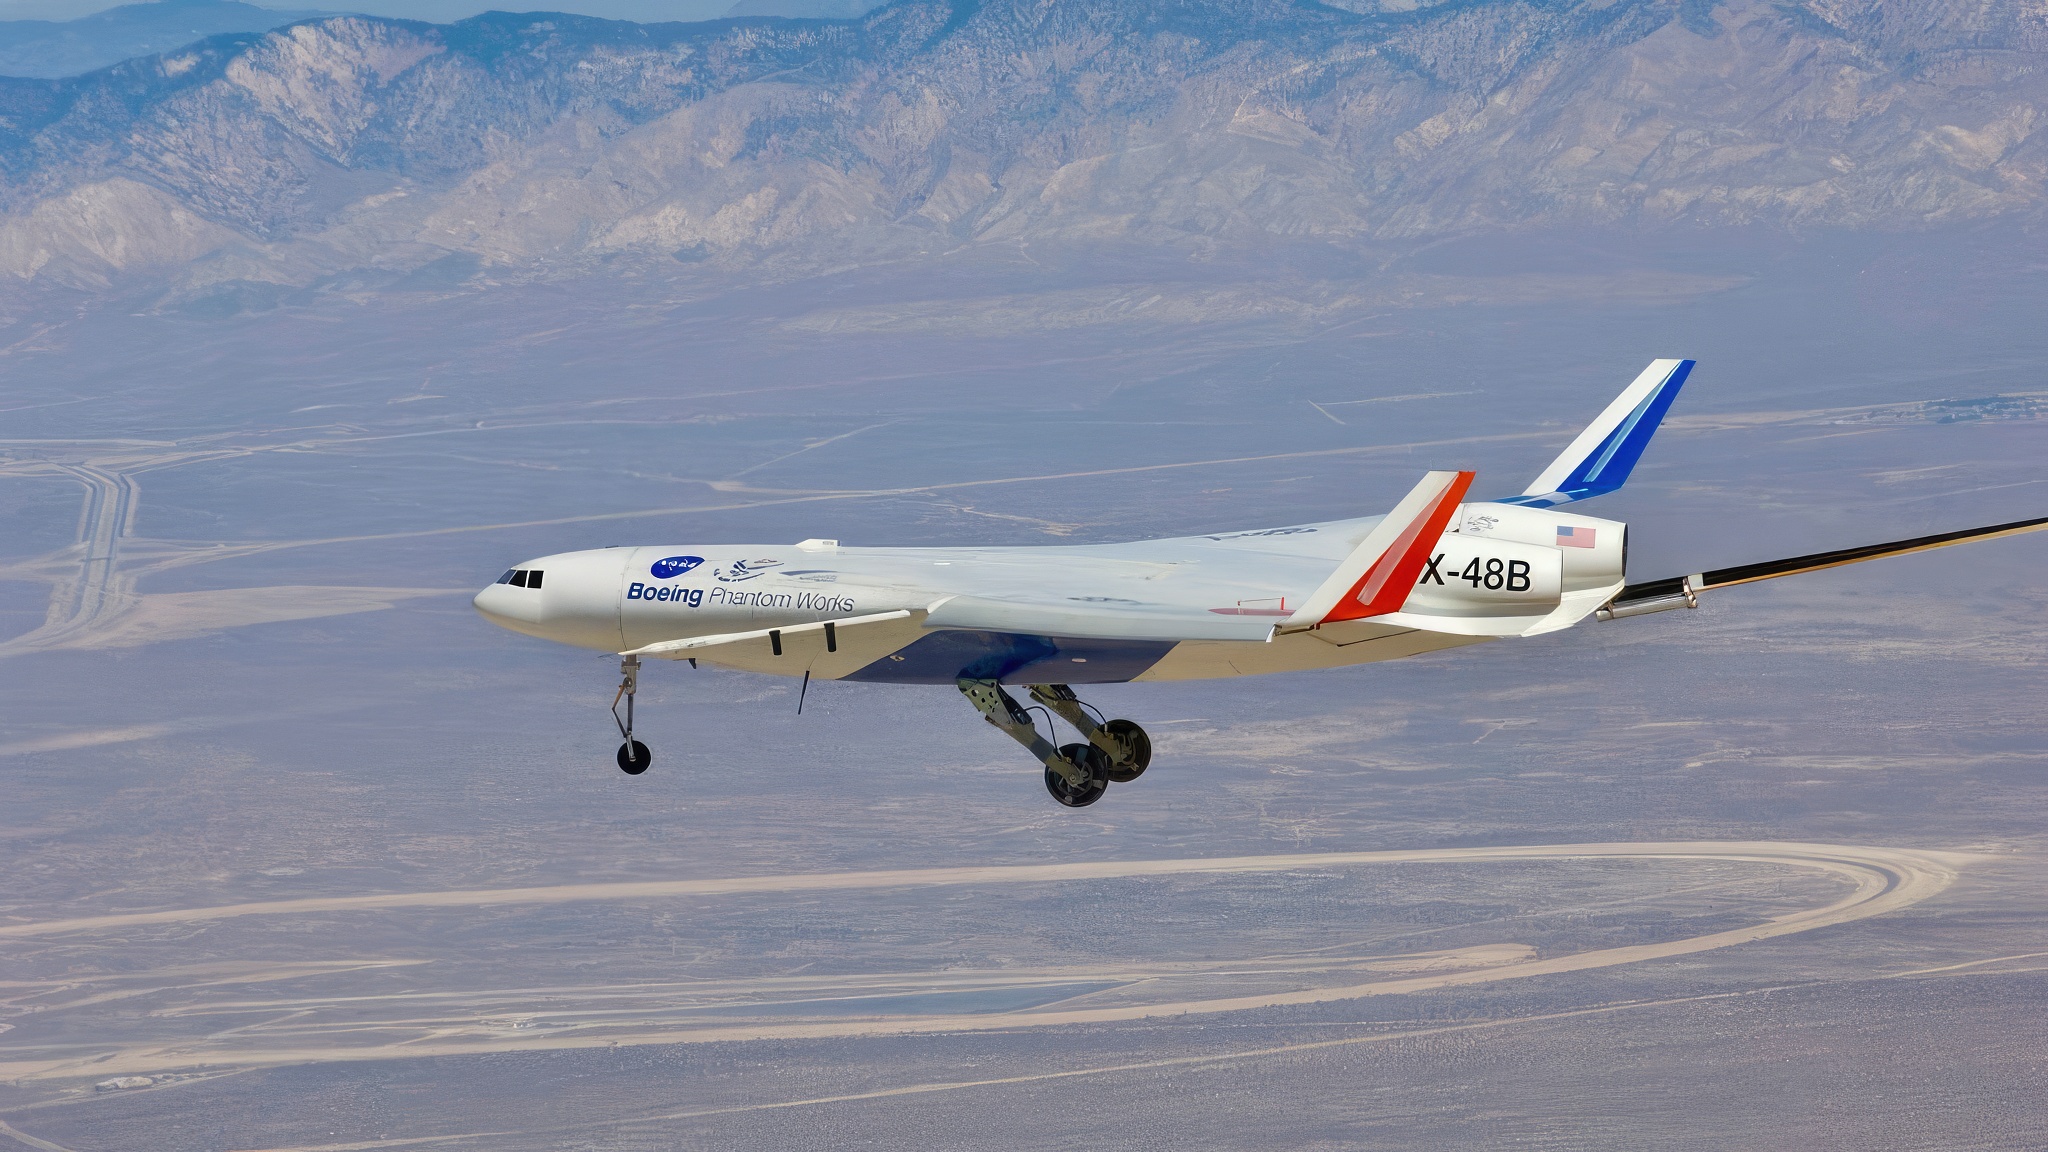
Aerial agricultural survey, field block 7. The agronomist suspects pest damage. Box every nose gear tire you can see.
[1045,743,1111,807]
[617,740,652,774]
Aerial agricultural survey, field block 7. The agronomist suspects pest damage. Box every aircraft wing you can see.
[1602,514,2048,618]
[619,595,1277,680]
[924,594,1279,643]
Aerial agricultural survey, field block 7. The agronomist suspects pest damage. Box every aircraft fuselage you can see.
[473,504,1624,684]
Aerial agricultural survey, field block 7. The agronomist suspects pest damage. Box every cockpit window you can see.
[498,570,516,584]
[511,570,529,587]
[527,570,544,589]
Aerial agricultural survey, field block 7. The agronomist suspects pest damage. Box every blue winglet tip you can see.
[1558,359,1693,497]
[1485,358,1694,509]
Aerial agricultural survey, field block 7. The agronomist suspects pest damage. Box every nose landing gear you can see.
[617,740,651,774]
[612,654,651,775]
[957,679,1151,807]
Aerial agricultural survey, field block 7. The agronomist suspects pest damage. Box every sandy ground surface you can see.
[0,842,1966,1082]
[2,228,2046,1149]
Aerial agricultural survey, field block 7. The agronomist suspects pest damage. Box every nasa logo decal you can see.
[649,555,704,579]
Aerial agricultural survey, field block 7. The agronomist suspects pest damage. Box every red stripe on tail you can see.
[1321,470,1474,623]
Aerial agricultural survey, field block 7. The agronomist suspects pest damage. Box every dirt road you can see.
[0,840,1971,1083]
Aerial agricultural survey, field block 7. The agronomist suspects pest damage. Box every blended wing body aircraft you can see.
[474,360,2047,806]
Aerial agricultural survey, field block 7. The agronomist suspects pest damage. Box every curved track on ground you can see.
[0,460,134,657]
[0,841,1971,1082]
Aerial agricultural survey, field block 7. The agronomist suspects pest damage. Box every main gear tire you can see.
[1045,743,1110,807]
[616,740,652,774]
[1102,718,1152,782]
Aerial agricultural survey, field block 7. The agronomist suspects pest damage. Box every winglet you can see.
[1497,358,1693,509]
[1283,470,1474,629]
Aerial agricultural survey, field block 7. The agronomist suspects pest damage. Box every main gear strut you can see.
[957,678,1109,806]
[956,679,1153,806]
[1028,684,1151,782]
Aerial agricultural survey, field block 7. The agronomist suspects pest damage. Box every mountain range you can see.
[0,0,325,80]
[0,0,2039,303]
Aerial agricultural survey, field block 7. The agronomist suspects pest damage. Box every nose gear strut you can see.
[956,679,1151,806]
[612,654,651,774]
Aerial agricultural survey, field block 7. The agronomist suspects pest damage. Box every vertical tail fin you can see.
[1284,470,1475,629]
[1498,358,1693,509]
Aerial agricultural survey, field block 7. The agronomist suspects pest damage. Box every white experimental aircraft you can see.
[475,360,2047,806]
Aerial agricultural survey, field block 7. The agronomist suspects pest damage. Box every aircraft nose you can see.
[473,580,540,626]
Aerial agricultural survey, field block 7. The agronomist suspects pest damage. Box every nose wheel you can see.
[617,740,651,774]
[611,654,651,775]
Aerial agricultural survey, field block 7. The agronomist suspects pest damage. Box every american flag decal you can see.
[1556,525,1597,549]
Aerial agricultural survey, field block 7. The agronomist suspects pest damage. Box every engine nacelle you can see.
[1456,502,1625,593]
[1400,534,1563,622]
[1373,503,1627,636]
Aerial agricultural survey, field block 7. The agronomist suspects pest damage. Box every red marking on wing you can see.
[1321,470,1474,624]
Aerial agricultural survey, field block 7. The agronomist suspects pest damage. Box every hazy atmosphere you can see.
[2,1,2047,1148]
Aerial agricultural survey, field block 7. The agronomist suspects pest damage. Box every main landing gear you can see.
[956,680,1152,807]
[612,654,651,775]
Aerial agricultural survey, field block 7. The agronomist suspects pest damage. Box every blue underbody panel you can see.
[842,629,1176,684]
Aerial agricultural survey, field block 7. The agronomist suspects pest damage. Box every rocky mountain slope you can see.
[0,0,327,80]
[0,0,2040,298]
